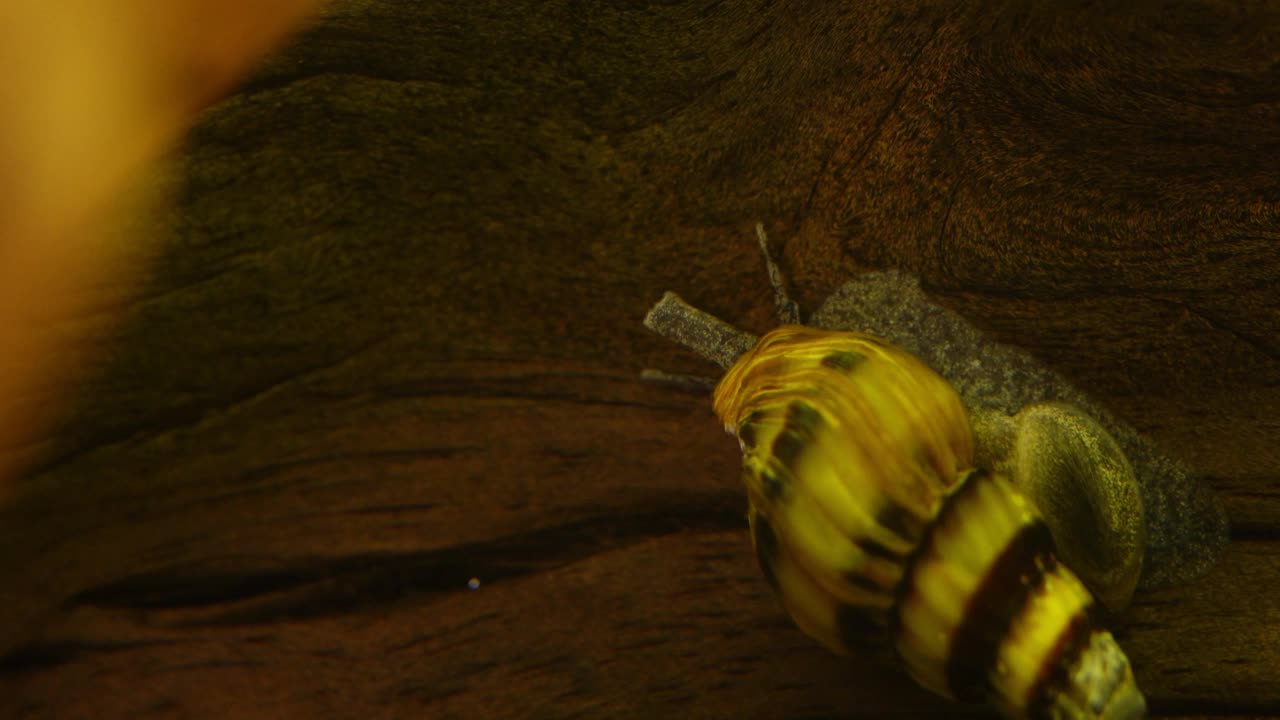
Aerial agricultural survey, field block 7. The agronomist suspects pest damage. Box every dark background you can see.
[2,1,1279,717]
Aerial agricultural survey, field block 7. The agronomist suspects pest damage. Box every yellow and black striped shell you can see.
[713,326,1144,720]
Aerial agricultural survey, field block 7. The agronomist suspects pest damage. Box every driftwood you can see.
[2,1,1280,717]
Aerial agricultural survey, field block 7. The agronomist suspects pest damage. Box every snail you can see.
[643,224,1226,718]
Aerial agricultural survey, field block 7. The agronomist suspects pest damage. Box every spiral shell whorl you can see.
[714,325,973,514]
[717,326,1144,719]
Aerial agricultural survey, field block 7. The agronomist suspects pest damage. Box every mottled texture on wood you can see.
[2,0,1280,718]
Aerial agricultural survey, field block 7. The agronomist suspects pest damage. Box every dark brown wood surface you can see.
[3,1,1279,717]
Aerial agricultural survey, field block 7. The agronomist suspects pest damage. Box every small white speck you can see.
[467,577,481,590]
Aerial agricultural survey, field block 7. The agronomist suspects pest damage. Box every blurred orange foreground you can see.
[0,0,322,499]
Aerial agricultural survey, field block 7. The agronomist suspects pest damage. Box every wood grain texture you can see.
[2,0,1279,717]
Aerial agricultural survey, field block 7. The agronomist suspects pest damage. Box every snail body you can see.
[640,224,1177,719]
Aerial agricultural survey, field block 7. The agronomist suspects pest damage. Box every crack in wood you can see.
[0,639,182,678]
[58,493,743,629]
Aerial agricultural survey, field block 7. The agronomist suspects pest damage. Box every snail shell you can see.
[714,325,1145,720]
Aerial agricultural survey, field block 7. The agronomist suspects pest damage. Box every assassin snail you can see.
[642,226,1155,719]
